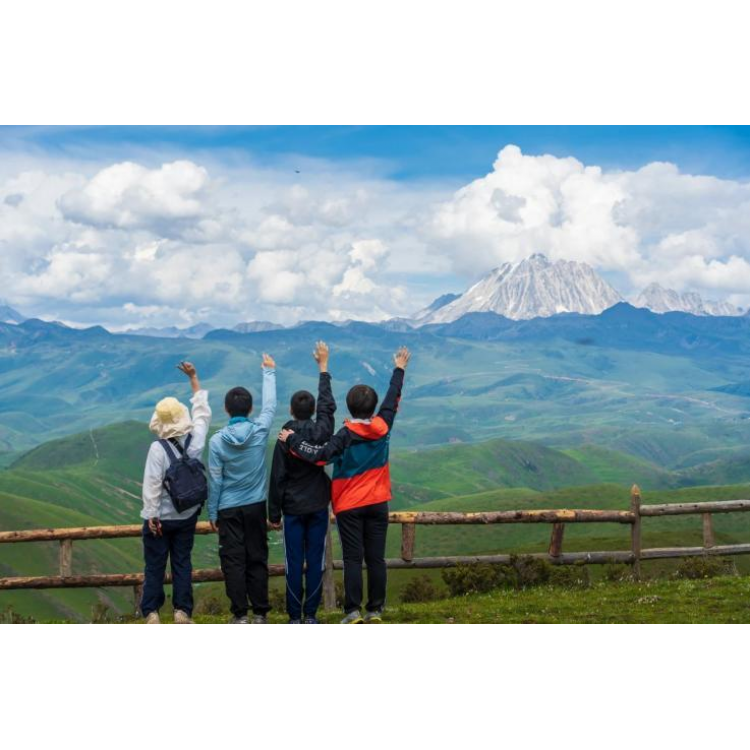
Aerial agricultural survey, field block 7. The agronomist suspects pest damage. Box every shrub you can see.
[673,556,737,580]
[510,555,551,588]
[400,575,440,603]
[442,563,514,597]
[441,557,593,597]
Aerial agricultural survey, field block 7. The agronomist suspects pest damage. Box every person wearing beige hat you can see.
[140,361,212,624]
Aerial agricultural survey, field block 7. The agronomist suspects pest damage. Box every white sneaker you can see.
[145,612,161,624]
[174,609,194,624]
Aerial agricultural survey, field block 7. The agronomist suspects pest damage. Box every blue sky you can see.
[2,126,750,329]
[5,125,750,181]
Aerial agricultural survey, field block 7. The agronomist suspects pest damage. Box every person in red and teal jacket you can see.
[278,346,411,624]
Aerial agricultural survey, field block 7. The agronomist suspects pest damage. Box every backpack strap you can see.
[159,438,182,465]
[158,434,193,464]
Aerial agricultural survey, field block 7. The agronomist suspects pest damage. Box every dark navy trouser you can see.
[283,507,329,620]
[141,513,198,616]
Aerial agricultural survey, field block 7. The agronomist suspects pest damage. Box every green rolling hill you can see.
[4,421,750,620]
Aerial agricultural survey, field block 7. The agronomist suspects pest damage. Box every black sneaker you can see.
[303,615,320,624]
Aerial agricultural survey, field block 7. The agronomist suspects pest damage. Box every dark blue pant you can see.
[283,507,329,619]
[141,514,198,616]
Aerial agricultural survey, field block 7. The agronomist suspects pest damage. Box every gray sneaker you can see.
[288,618,302,624]
[251,614,268,624]
[230,615,249,624]
[303,615,320,624]
[364,610,383,623]
[340,610,364,624]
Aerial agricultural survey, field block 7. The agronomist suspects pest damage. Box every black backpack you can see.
[159,434,208,513]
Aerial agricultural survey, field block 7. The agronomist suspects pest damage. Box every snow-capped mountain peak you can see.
[416,254,623,324]
[633,283,743,317]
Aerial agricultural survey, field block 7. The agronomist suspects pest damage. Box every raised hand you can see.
[177,361,197,378]
[177,361,200,393]
[393,346,411,370]
[262,353,276,369]
[278,428,294,443]
[313,340,329,372]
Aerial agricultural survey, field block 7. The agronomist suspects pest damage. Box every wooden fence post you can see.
[322,519,336,611]
[59,539,73,577]
[702,513,715,549]
[630,485,642,579]
[548,523,565,559]
[133,584,143,616]
[401,523,416,562]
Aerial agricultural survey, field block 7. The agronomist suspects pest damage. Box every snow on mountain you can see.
[633,283,743,316]
[123,322,216,339]
[416,254,623,324]
[233,321,285,333]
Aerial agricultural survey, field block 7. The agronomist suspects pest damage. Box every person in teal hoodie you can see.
[208,353,277,624]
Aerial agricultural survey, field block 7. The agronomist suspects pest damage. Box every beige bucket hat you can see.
[149,397,194,439]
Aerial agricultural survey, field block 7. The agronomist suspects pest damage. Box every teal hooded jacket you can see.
[207,368,276,521]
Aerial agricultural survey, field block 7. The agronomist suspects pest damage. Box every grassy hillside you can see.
[4,422,750,620]
[390,438,599,495]
[7,307,750,468]
[561,444,677,488]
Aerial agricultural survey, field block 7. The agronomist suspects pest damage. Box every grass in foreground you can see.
[50,575,750,624]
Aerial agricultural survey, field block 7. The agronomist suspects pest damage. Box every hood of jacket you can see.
[219,419,256,447]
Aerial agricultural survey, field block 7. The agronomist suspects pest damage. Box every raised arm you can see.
[377,346,410,430]
[177,361,212,457]
[309,340,336,443]
[255,353,277,432]
[279,426,349,465]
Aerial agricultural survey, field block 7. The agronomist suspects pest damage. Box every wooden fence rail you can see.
[2,486,750,611]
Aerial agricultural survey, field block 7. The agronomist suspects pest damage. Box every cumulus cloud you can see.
[5,143,750,328]
[426,145,750,302]
[58,160,210,234]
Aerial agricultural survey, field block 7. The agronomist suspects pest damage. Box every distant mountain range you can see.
[124,322,217,339]
[633,283,743,317]
[124,320,284,337]
[412,255,745,325]
[0,255,745,338]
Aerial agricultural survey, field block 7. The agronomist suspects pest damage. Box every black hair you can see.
[225,386,253,417]
[290,390,316,420]
[346,384,378,419]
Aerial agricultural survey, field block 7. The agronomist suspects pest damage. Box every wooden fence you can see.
[2,485,750,611]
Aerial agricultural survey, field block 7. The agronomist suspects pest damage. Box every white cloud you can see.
[5,143,750,327]
[426,145,750,303]
[58,160,210,233]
